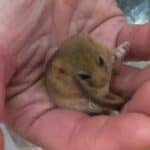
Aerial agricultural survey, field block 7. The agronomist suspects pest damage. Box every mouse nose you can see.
[88,80,106,88]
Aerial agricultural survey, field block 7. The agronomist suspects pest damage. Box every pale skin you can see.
[0,0,150,150]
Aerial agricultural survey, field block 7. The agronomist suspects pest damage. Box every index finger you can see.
[117,23,150,60]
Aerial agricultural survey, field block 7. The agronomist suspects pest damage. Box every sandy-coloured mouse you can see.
[45,33,129,115]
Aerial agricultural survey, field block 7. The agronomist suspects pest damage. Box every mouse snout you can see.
[77,72,108,88]
[88,77,108,88]
[88,80,107,88]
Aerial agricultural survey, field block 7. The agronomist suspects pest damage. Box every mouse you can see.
[45,33,129,115]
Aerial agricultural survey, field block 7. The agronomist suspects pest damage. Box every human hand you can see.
[0,0,150,150]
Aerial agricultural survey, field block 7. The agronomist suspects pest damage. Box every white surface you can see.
[0,124,42,150]
[0,124,18,150]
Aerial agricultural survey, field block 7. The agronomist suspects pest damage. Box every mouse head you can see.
[47,34,114,97]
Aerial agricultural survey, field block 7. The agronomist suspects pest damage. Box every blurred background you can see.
[1,0,150,150]
[117,0,150,24]
[117,0,150,68]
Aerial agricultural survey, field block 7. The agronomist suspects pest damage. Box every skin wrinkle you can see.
[47,0,55,45]
[70,118,91,150]
[0,46,16,86]
[70,118,102,150]
[83,117,110,150]
[68,0,83,36]
[69,116,110,150]
[64,0,80,38]
[17,39,47,77]
[6,79,52,121]
[6,54,46,99]
[69,0,105,35]
[16,43,40,75]
[22,1,50,46]
[84,0,123,34]
[6,71,43,100]
[91,117,120,150]
[6,93,53,132]
[28,107,57,128]
[0,0,51,85]
[89,14,124,34]
[75,0,98,34]
[25,110,88,150]
[51,0,78,45]
[6,21,52,98]
[15,22,51,66]
[91,16,126,48]
[63,114,89,150]
[0,0,48,53]
[93,117,113,147]
[11,100,50,126]
[70,1,123,40]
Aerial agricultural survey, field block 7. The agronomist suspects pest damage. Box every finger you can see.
[7,108,150,150]
[117,23,150,60]
[111,64,150,98]
[123,80,150,115]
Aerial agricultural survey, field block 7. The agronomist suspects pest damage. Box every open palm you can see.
[1,0,150,150]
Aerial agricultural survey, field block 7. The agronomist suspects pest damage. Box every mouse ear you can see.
[115,41,130,59]
[112,41,130,61]
[50,60,66,75]
[112,41,130,72]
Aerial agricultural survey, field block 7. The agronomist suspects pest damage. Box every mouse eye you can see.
[78,73,91,80]
[99,56,105,66]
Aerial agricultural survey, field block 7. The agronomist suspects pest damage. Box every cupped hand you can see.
[0,0,150,150]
